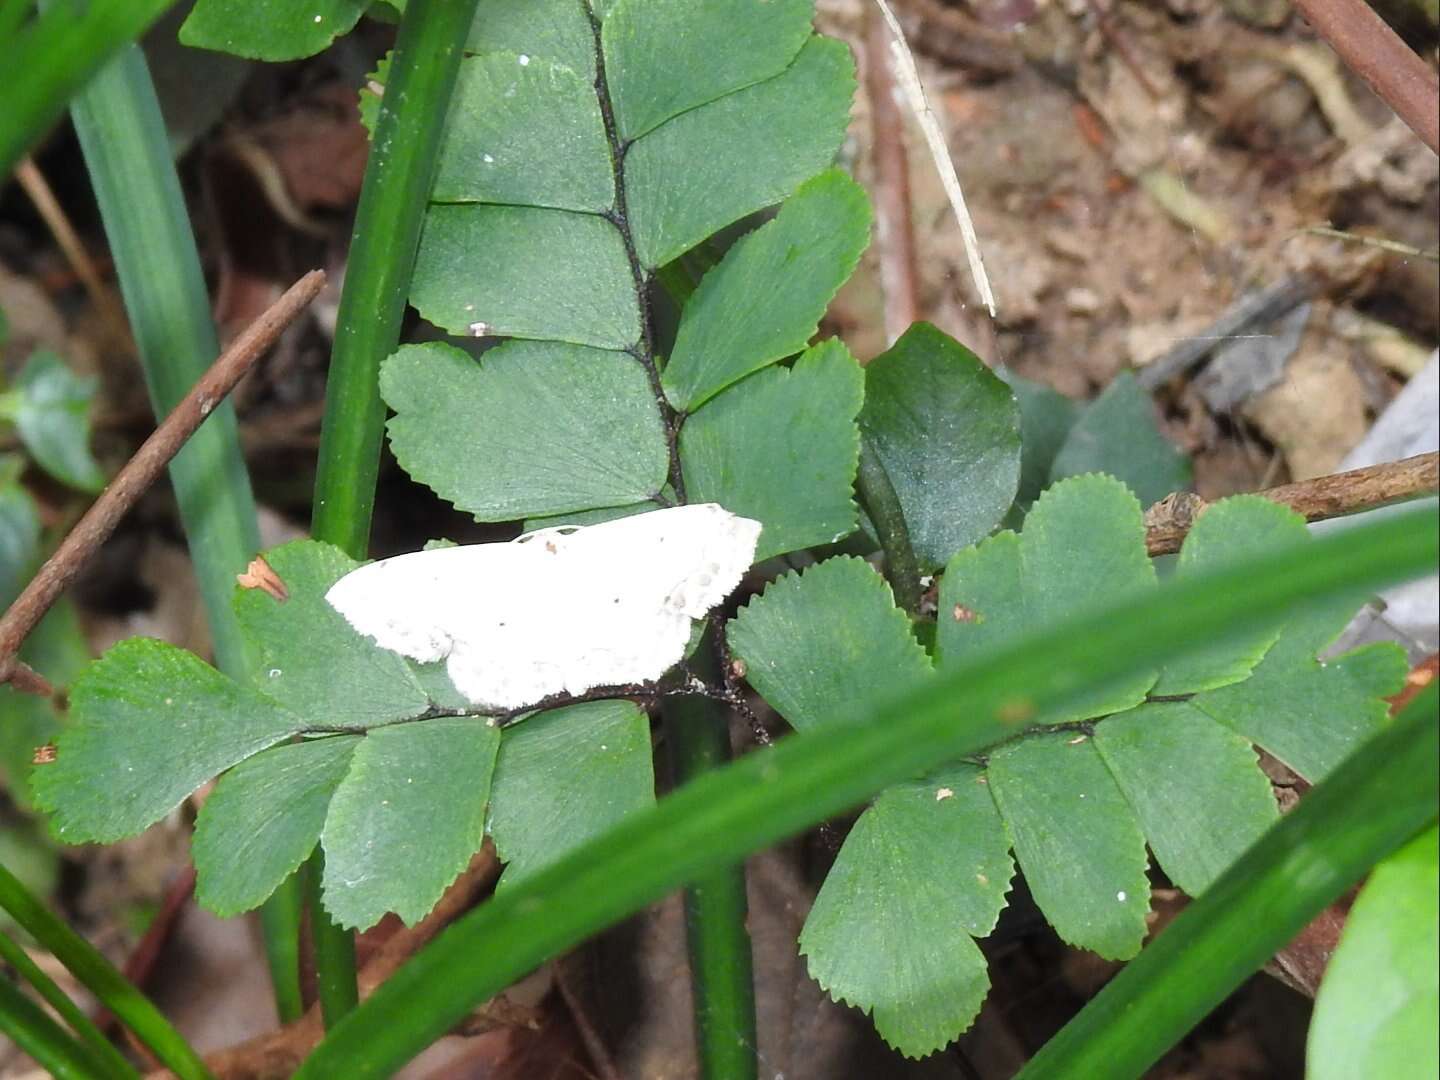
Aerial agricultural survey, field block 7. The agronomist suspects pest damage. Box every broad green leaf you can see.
[435,53,613,212]
[800,764,1013,1058]
[32,639,305,844]
[382,341,668,521]
[602,0,813,141]
[727,556,931,733]
[661,170,871,411]
[234,541,428,727]
[0,482,40,607]
[680,340,862,560]
[180,0,369,61]
[521,500,661,533]
[0,600,88,809]
[939,476,1158,723]
[988,733,1151,960]
[9,351,105,492]
[412,204,640,349]
[1049,372,1191,506]
[1193,594,1408,781]
[1151,497,1307,695]
[859,324,1020,571]
[626,36,855,269]
[1093,702,1277,896]
[1308,826,1438,1080]
[193,735,360,917]
[466,0,597,79]
[322,717,501,929]
[488,701,654,887]
[1001,368,1077,511]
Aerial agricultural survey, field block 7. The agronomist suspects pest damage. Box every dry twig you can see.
[0,270,327,694]
[1144,452,1439,556]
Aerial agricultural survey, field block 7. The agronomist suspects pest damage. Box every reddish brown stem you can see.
[1145,452,1439,556]
[864,4,922,346]
[1290,0,1440,154]
[0,270,327,692]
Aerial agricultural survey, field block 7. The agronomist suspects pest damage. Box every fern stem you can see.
[306,0,480,1021]
[0,862,211,1079]
[0,930,138,1078]
[1019,681,1439,1080]
[0,0,175,180]
[0,972,108,1080]
[662,637,758,1080]
[294,502,1438,1080]
[855,433,922,612]
[309,0,479,557]
[59,28,313,1029]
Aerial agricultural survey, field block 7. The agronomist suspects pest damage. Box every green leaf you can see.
[859,323,1021,571]
[1049,372,1191,506]
[0,482,40,607]
[466,0,597,79]
[1192,594,1408,781]
[180,0,369,61]
[411,204,640,348]
[322,717,500,930]
[626,35,855,270]
[1000,368,1077,511]
[602,0,813,141]
[488,701,654,887]
[727,556,931,733]
[1308,825,1438,1080]
[11,351,105,493]
[1093,702,1278,896]
[382,341,668,521]
[660,170,871,411]
[234,541,428,727]
[680,340,862,560]
[0,600,88,809]
[32,639,305,844]
[1151,497,1308,695]
[800,764,1013,1058]
[435,53,613,212]
[939,475,1158,723]
[193,735,360,917]
[987,733,1151,960]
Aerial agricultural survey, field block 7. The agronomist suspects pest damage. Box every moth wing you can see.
[325,544,533,666]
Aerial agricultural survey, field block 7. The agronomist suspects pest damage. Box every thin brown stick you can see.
[1289,0,1440,155]
[1144,451,1439,556]
[864,4,921,346]
[0,270,327,693]
[14,156,134,349]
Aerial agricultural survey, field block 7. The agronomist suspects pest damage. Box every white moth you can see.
[325,503,762,710]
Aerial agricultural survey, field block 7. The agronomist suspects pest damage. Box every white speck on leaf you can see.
[1117,890,1127,902]
[518,54,530,66]
[935,787,954,801]
[268,669,282,678]
[468,321,491,337]
[313,13,322,22]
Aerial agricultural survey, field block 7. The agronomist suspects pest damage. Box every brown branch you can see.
[0,270,327,693]
[154,848,504,1080]
[864,4,922,346]
[1289,0,1440,155]
[1144,452,1439,556]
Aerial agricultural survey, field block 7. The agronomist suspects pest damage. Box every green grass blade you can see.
[663,641,757,1080]
[1018,681,1439,1080]
[0,862,211,1079]
[63,37,304,1033]
[304,0,480,1023]
[0,930,138,1078]
[0,0,176,180]
[66,41,259,675]
[310,0,481,557]
[0,971,108,1080]
[295,506,1437,1079]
